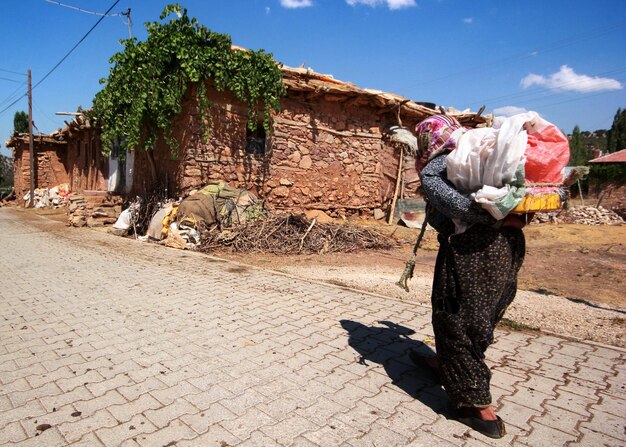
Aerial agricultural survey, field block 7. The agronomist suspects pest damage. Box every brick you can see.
[9,381,62,407]
[150,380,201,406]
[515,420,578,447]
[179,402,237,434]
[58,408,118,443]
[177,423,241,447]
[117,377,168,402]
[39,385,94,412]
[136,418,196,446]
[144,398,198,428]
[108,393,162,423]
[0,421,27,444]
[221,407,276,440]
[260,414,319,445]
[185,385,235,411]
[86,373,135,398]
[96,414,157,447]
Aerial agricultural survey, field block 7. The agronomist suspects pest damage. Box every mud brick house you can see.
[7,117,120,200]
[125,65,489,217]
[6,133,69,198]
[9,65,488,218]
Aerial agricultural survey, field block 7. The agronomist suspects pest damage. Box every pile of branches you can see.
[198,214,394,255]
[127,192,166,236]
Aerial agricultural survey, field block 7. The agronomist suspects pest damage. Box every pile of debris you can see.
[68,193,122,227]
[535,206,624,225]
[23,184,70,208]
[199,213,394,255]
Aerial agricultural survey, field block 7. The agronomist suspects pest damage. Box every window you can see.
[245,125,266,156]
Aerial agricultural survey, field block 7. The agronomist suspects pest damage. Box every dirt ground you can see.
[222,223,626,309]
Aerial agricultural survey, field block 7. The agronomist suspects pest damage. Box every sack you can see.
[524,116,570,184]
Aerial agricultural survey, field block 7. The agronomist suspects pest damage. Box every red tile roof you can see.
[589,149,626,163]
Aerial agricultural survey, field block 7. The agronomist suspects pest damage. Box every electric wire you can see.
[0,0,121,117]
[0,68,26,77]
[32,0,121,91]
[0,82,26,108]
[44,0,121,17]
[0,76,22,84]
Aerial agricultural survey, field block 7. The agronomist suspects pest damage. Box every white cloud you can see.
[493,106,528,117]
[265,6,271,14]
[521,65,623,93]
[346,0,417,10]
[280,0,313,8]
[462,17,473,24]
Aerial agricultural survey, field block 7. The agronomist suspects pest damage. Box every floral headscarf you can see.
[414,114,462,172]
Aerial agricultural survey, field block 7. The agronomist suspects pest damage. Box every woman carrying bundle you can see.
[412,115,529,439]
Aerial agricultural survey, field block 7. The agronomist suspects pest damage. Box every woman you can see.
[413,115,528,439]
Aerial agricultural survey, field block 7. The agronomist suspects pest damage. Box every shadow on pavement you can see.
[340,319,452,417]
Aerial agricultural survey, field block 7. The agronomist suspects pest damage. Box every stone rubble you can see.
[67,193,122,228]
[535,205,624,225]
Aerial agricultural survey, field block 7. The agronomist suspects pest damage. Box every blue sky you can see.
[1,0,625,156]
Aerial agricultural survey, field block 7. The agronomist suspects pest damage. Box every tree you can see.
[607,108,626,153]
[569,125,588,166]
[91,4,285,158]
[13,111,28,134]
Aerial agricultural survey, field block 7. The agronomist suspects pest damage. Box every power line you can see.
[0,76,22,84]
[44,0,122,17]
[0,82,26,108]
[32,0,121,92]
[0,68,26,77]
[0,0,121,118]
[0,93,27,116]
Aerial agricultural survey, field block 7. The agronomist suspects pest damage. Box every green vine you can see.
[91,4,285,157]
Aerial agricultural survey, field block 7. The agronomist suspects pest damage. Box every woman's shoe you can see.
[457,415,506,439]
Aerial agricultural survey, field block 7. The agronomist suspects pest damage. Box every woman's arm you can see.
[420,154,497,226]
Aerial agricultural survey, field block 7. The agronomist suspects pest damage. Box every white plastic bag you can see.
[112,208,132,230]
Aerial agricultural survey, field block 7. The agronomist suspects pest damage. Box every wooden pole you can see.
[387,147,404,225]
[28,69,34,208]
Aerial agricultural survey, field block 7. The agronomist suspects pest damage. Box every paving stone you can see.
[515,420,578,447]
[144,398,198,428]
[260,414,319,445]
[179,402,237,434]
[0,420,27,444]
[2,209,625,446]
[58,408,118,443]
[95,414,157,447]
[177,423,241,447]
[220,406,276,440]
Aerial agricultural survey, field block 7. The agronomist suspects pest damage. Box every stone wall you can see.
[11,139,69,198]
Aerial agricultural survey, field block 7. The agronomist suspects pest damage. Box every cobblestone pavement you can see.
[0,208,624,447]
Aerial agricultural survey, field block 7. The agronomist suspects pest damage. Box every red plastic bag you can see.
[524,116,570,184]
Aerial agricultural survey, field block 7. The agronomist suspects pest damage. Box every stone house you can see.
[125,65,488,217]
[9,65,487,218]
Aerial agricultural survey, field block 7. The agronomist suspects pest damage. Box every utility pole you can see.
[28,69,34,208]
[122,8,132,38]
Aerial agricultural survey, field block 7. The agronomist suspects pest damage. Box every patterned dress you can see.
[421,154,526,408]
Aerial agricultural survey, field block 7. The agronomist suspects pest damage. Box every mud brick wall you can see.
[65,128,108,194]
[11,140,69,198]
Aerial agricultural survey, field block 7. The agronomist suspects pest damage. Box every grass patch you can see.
[498,318,541,332]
